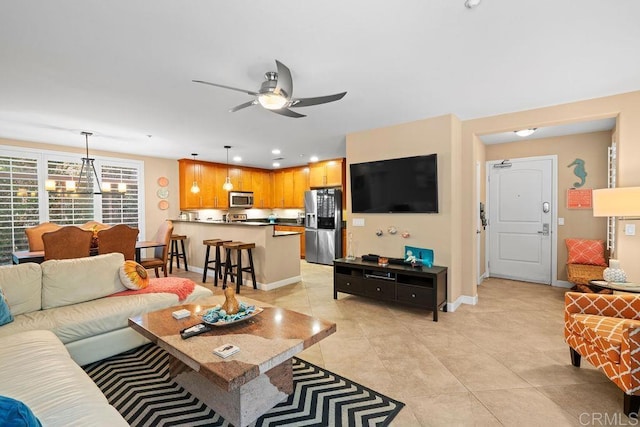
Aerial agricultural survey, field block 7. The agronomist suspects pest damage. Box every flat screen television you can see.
[350,154,438,213]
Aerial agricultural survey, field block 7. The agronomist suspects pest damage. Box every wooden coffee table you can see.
[128,295,336,427]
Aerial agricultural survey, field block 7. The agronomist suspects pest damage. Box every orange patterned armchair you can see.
[565,291,640,416]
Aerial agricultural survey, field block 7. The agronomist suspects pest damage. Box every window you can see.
[0,154,40,264]
[100,163,140,228]
[0,145,144,265]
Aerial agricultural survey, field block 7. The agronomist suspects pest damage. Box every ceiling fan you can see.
[193,60,347,118]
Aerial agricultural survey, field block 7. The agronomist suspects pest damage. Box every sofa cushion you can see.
[0,330,127,427]
[0,263,42,315]
[566,238,607,266]
[0,289,13,326]
[0,283,212,344]
[41,253,127,310]
[119,261,149,290]
[0,396,42,427]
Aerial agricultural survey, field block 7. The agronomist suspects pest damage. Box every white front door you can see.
[488,157,554,284]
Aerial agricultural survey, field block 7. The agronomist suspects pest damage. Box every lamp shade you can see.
[593,187,640,217]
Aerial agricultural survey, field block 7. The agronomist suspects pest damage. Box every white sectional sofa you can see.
[0,330,129,426]
[0,253,213,426]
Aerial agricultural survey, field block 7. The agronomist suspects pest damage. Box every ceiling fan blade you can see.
[290,92,347,108]
[270,108,306,118]
[229,100,257,112]
[192,80,259,96]
[274,60,293,98]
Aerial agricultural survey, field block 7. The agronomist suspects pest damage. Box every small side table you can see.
[589,280,640,293]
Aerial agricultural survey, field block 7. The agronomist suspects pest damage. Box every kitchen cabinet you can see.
[275,225,305,258]
[272,167,307,208]
[293,167,310,207]
[230,167,252,191]
[252,170,271,209]
[309,158,344,188]
[179,159,218,209]
[212,166,230,209]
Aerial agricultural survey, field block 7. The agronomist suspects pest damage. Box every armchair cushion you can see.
[566,238,607,266]
[565,292,640,395]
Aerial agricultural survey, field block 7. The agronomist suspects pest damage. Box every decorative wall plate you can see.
[156,188,169,199]
[157,176,169,187]
[158,200,169,210]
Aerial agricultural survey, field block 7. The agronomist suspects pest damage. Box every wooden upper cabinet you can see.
[282,169,295,207]
[212,166,230,209]
[293,167,309,207]
[179,159,217,209]
[252,171,271,209]
[309,158,345,188]
[179,158,342,210]
[229,167,252,191]
[272,170,285,208]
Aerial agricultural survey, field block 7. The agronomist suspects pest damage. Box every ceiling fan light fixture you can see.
[514,128,537,137]
[257,93,288,110]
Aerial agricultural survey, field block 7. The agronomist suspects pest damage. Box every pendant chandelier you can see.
[45,131,125,195]
[190,153,200,194]
[222,145,233,191]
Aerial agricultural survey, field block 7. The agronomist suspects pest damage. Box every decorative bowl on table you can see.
[201,302,263,326]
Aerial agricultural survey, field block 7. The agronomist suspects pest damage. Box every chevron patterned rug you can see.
[83,344,404,426]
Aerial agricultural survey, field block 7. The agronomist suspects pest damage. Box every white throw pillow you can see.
[41,253,127,309]
[0,263,42,315]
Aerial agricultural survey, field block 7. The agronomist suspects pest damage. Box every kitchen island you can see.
[172,220,301,291]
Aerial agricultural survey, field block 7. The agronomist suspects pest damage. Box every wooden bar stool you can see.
[169,235,189,273]
[202,239,231,287]
[223,241,257,293]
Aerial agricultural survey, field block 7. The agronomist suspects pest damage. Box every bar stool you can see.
[202,239,231,287]
[223,241,257,293]
[169,235,188,274]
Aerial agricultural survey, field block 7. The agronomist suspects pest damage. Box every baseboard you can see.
[257,276,302,291]
[171,265,300,291]
[446,294,478,312]
[552,280,573,289]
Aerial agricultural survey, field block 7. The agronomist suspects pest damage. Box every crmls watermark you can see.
[579,412,639,426]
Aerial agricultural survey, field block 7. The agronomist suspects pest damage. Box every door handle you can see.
[538,223,550,236]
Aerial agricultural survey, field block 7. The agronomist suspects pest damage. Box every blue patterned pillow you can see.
[0,289,13,326]
[0,396,42,426]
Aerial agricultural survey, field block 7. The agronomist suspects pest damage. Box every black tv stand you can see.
[333,258,447,321]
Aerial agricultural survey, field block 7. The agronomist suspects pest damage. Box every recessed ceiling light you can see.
[273,162,280,168]
[310,156,319,162]
[464,0,481,9]
[233,156,242,162]
[514,128,537,137]
[271,149,281,155]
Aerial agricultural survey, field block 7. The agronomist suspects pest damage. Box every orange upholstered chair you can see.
[97,224,139,260]
[565,292,640,416]
[42,226,93,260]
[140,220,173,278]
[25,222,62,251]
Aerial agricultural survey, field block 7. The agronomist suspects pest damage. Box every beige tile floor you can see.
[172,261,629,426]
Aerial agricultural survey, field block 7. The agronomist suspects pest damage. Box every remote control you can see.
[180,323,212,339]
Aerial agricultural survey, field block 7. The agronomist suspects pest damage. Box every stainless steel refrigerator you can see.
[304,189,342,265]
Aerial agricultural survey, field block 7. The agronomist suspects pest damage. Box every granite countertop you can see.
[173,219,271,226]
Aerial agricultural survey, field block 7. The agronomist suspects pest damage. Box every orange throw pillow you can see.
[119,261,150,290]
[566,238,607,266]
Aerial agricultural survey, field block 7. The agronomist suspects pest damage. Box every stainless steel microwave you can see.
[228,191,254,208]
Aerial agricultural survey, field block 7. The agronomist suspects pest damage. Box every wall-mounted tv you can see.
[350,154,438,213]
